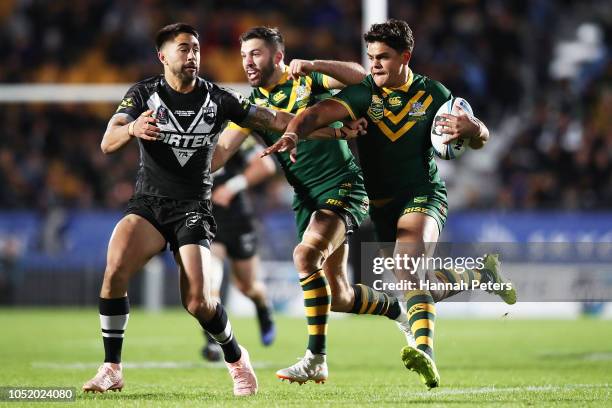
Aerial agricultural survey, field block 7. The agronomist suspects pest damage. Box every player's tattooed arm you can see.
[261,99,364,158]
[240,105,365,142]
[101,110,160,154]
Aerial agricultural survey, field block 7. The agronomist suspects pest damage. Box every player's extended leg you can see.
[176,244,257,396]
[83,214,166,393]
[394,212,441,389]
[231,255,276,346]
[428,254,516,304]
[277,210,406,384]
[323,243,416,347]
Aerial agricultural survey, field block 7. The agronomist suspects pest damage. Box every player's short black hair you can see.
[239,26,284,52]
[155,23,199,51]
[364,19,414,53]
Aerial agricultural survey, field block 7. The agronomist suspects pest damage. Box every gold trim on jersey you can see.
[258,67,290,96]
[322,74,331,89]
[376,93,433,142]
[329,97,357,120]
[385,91,425,125]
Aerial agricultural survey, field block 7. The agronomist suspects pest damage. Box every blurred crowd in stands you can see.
[0,0,610,210]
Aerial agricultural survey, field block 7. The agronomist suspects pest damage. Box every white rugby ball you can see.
[430,97,473,160]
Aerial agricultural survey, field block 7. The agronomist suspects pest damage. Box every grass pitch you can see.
[0,308,610,407]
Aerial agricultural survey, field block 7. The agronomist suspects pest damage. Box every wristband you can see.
[128,121,135,137]
[282,132,299,144]
[224,175,248,194]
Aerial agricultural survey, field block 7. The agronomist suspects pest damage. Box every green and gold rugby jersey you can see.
[330,70,451,200]
[227,67,362,199]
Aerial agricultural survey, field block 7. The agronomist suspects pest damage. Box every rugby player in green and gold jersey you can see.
[264,20,516,389]
[212,26,419,385]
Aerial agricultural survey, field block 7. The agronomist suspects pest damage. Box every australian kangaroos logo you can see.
[367,95,384,122]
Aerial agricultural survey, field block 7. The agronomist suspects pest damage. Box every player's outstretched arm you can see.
[239,105,362,143]
[100,110,160,154]
[261,99,352,157]
[288,59,366,88]
[211,127,249,172]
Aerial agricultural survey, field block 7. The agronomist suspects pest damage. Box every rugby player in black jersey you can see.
[82,22,364,397]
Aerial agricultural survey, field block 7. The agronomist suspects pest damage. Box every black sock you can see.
[203,330,215,345]
[256,304,273,332]
[99,297,129,364]
[198,304,241,363]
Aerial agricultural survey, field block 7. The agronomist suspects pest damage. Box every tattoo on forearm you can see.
[241,106,279,131]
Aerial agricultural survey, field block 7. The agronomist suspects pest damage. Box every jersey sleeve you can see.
[115,83,148,119]
[427,78,453,111]
[217,87,253,126]
[309,71,333,92]
[329,81,372,120]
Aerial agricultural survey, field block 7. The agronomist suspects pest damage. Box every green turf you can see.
[0,308,610,407]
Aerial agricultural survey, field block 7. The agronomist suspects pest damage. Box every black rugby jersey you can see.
[115,75,251,200]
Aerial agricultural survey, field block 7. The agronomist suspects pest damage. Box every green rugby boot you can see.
[400,346,440,389]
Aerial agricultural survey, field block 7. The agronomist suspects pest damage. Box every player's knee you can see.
[183,294,215,317]
[103,260,130,288]
[293,243,322,273]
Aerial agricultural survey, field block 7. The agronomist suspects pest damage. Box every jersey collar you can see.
[381,69,413,94]
[258,66,290,97]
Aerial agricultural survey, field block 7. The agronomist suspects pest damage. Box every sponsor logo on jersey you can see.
[367,95,384,122]
[172,148,197,167]
[413,196,428,204]
[388,96,402,107]
[325,198,349,209]
[272,91,288,104]
[340,182,353,189]
[159,133,212,149]
[202,107,216,125]
[156,106,169,124]
[403,206,431,215]
[116,97,134,112]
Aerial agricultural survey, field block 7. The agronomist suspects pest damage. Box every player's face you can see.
[160,33,200,82]
[241,39,276,87]
[366,41,410,88]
